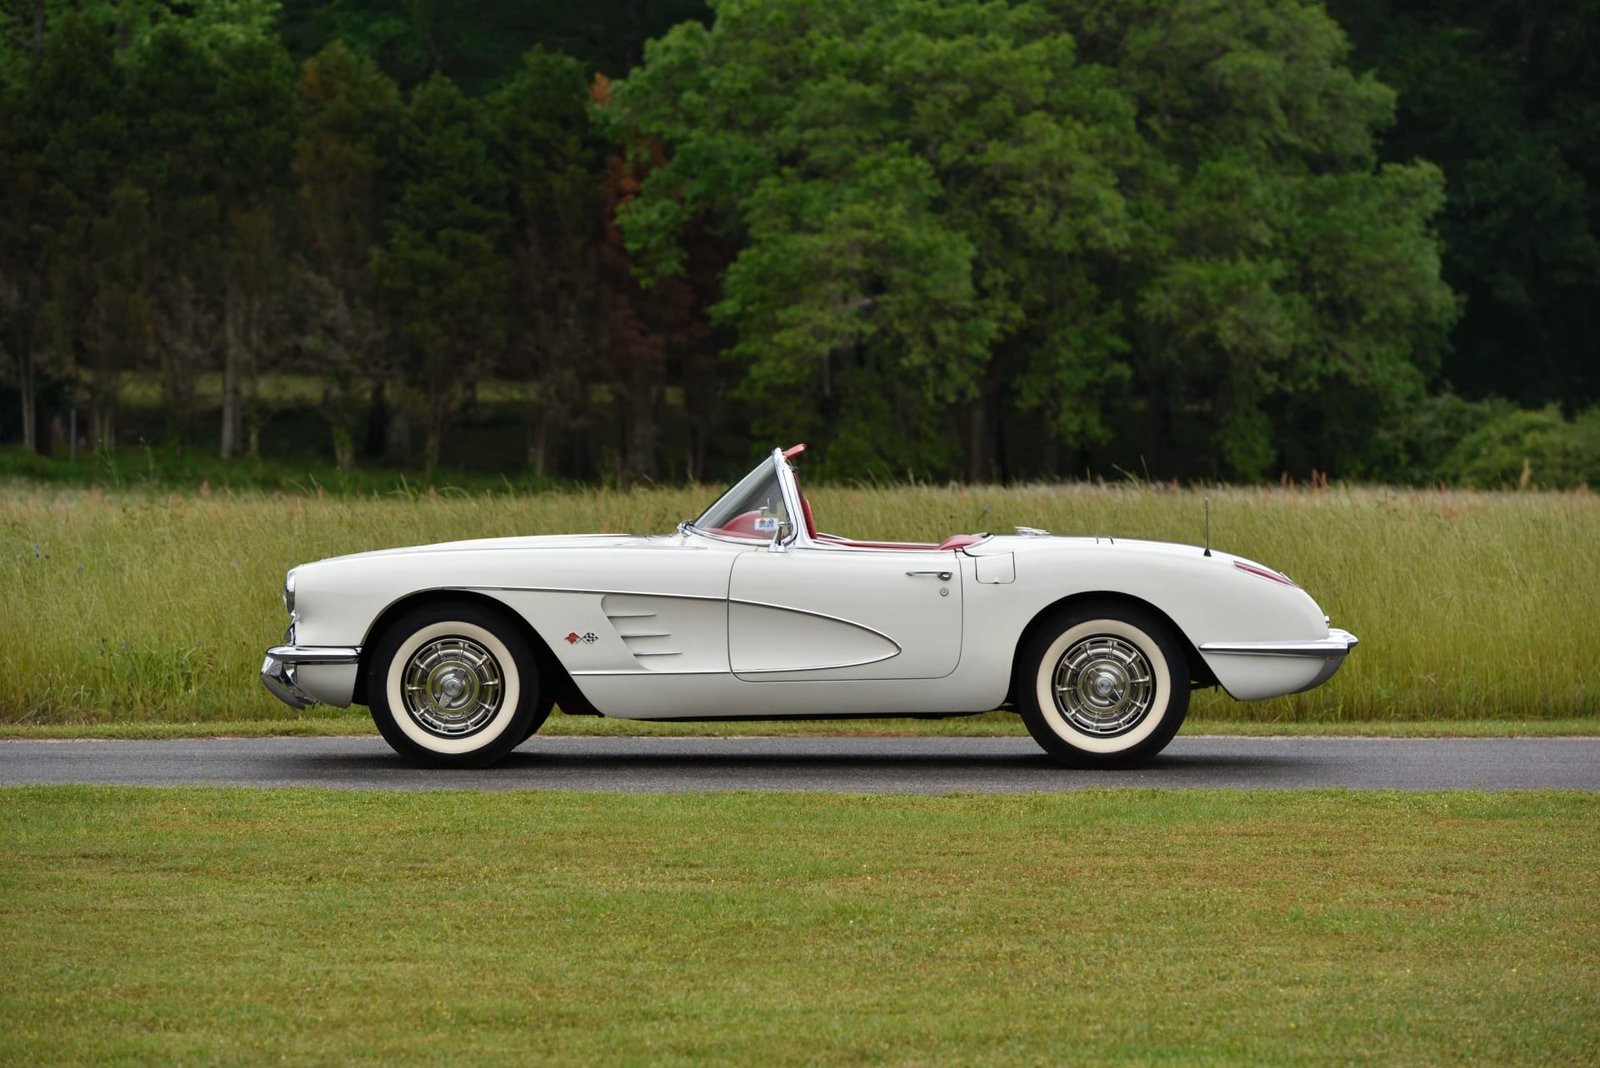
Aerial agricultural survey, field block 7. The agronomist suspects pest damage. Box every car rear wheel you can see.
[1016,602,1190,767]
[368,602,543,768]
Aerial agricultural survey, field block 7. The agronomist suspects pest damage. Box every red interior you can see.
[796,463,986,550]
[710,459,987,550]
[813,532,986,551]
[710,510,768,539]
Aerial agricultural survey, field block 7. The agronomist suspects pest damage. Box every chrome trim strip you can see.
[265,644,362,665]
[681,524,777,548]
[774,446,810,551]
[1199,628,1359,658]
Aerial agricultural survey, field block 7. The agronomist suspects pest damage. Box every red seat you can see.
[713,510,766,538]
[936,534,987,551]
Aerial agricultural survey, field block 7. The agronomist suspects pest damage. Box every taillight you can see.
[1234,560,1298,588]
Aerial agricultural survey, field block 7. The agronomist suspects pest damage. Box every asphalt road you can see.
[0,735,1596,792]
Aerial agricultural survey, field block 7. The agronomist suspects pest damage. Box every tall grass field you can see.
[1,481,1595,724]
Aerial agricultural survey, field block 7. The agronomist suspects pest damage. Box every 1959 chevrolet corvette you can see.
[262,445,1357,768]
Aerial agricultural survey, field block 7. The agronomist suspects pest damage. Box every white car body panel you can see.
[264,449,1357,720]
[730,549,962,680]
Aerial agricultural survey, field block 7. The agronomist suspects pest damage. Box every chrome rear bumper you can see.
[1199,628,1359,659]
[260,644,361,710]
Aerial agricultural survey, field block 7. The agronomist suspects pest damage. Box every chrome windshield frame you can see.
[682,448,811,550]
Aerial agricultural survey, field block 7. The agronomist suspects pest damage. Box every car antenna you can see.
[1203,497,1211,557]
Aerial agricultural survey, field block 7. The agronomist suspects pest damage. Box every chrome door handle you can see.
[906,570,953,581]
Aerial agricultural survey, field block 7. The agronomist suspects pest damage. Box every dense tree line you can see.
[0,0,1595,485]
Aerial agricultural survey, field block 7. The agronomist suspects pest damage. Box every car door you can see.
[728,547,962,681]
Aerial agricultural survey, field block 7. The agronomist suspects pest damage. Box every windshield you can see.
[691,455,791,540]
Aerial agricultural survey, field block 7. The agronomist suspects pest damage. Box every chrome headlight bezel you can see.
[283,569,296,615]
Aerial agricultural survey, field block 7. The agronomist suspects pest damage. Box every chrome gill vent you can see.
[601,594,683,660]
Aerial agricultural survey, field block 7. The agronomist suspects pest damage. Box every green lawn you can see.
[1,787,1594,1065]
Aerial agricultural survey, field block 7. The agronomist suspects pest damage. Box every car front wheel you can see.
[368,602,543,768]
[1016,602,1190,767]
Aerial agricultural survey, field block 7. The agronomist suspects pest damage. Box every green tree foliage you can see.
[616,0,1456,479]
[293,41,403,468]
[1073,0,1459,479]
[372,74,509,473]
[276,0,711,89]
[489,50,605,475]
[1,0,1595,485]
[23,10,131,448]
[0,7,42,450]
[120,17,297,454]
[0,2,295,455]
[1325,0,1600,410]
[1444,404,1600,489]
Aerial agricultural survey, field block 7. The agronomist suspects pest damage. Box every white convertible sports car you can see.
[262,445,1357,768]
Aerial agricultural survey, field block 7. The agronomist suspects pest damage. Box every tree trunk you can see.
[527,409,549,475]
[220,290,241,460]
[628,388,656,485]
[989,377,1009,484]
[365,380,388,459]
[32,0,44,50]
[332,426,354,473]
[17,344,37,453]
[967,398,987,484]
[92,399,114,453]
[244,288,262,460]
[424,426,441,476]
[1039,427,1059,480]
[385,404,411,466]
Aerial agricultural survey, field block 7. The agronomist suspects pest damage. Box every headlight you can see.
[283,569,296,615]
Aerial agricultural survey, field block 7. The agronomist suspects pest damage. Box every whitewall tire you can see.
[367,602,545,768]
[1016,602,1190,767]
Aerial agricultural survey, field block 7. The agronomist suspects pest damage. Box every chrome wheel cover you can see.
[401,636,504,738]
[1051,634,1156,737]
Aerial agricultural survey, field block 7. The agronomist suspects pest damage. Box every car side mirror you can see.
[769,518,791,553]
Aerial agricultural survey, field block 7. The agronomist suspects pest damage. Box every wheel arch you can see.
[1011,591,1218,697]
[352,588,597,713]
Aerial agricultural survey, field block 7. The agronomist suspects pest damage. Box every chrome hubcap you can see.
[1052,635,1155,736]
[402,637,503,737]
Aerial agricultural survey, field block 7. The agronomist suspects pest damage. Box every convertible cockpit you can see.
[690,444,989,551]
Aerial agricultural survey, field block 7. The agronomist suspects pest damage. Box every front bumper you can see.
[1197,628,1359,699]
[260,644,361,710]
